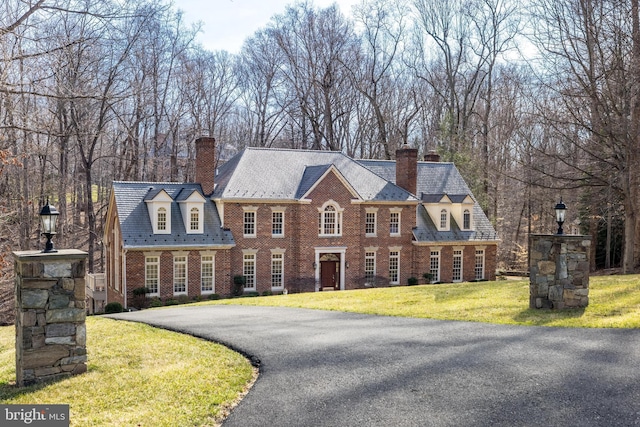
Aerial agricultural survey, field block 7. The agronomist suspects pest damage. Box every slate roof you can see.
[111,182,234,249]
[358,159,499,242]
[213,148,417,202]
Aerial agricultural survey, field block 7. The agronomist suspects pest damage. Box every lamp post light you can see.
[40,199,59,253]
[554,197,566,235]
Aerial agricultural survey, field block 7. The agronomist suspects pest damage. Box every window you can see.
[318,202,342,236]
[145,256,159,296]
[190,207,200,231]
[243,211,256,237]
[201,255,215,293]
[440,209,448,229]
[453,249,463,282]
[365,251,376,281]
[475,249,485,280]
[430,250,440,282]
[389,251,400,284]
[365,211,376,236]
[463,209,471,230]
[243,253,256,290]
[272,211,284,237]
[271,252,284,289]
[157,208,167,231]
[390,210,401,236]
[173,255,187,295]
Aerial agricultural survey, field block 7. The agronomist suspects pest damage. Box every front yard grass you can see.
[0,317,255,426]
[200,274,640,328]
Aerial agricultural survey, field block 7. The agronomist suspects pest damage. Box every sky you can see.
[176,0,360,53]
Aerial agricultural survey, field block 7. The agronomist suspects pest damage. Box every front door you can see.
[319,253,340,290]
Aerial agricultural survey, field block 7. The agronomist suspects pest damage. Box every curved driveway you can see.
[107,306,640,427]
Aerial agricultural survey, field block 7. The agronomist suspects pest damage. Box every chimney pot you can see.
[424,150,440,162]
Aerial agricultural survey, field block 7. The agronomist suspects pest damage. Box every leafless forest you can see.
[1,0,639,318]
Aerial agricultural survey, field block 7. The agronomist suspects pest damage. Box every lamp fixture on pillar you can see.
[554,197,566,235]
[40,199,59,253]
[313,261,317,270]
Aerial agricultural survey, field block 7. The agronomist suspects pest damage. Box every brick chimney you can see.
[424,150,440,162]
[395,144,418,195]
[195,136,216,196]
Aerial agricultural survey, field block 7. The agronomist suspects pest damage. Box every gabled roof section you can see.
[213,148,417,202]
[144,188,172,202]
[111,182,234,249]
[358,160,498,243]
[297,164,361,200]
[175,188,206,203]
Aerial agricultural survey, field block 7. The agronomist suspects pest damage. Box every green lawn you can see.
[0,317,255,426]
[1,274,637,426]
[196,274,640,328]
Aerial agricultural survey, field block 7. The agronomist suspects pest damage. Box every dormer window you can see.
[145,189,173,234]
[177,189,206,234]
[157,208,167,231]
[440,209,449,230]
[463,209,471,230]
[190,207,200,231]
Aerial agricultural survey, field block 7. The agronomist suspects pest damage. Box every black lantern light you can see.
[554,197,566,235]
[40,199,59,253]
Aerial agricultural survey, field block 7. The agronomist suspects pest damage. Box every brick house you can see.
[103,137,498,307]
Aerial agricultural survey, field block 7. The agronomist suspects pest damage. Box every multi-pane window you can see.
[173,255,187,294]
[389,251,400,284]
[157,208,167,231]
[271,253,284,289]
[243,253,256,290]
[453,249,463,282]
[272,211,284,237]
[319,204,341,236]
[365,212,376,236]
[201,255,215,293]
[440,209,448,229]
[145,256,159,295]
[190,207,200,231]
[430,250,440,282]
[390,211,400,236]
[244,211,256,237]
[365,251,376,281]
[463,209,471,230]
[475,249,485,280]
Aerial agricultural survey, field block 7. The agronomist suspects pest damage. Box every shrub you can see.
[408,277,419,286]
[423,272,434,283]
[207,293,220,300]
[261,290,273,296]
[149,298,163,308]
[164,299,179,306]
[232,275,246,296]
[132,287,150,296]
[104,302,124,314]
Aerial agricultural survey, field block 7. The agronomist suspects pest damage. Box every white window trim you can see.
[200,251,216,294]
[389,246,402,285]
[271,207,286,238]
[389,207,402,237]
[318,200,344,237]
[144,253,160,297]
[243,206,258,238]
[475,246,486,280]
[430,248,441,283]
[364,250,377,282]
[463,209,472,230]
[365,207,378,237]
[242,249,258,291]
[439,209,449,231]
[452,247,463,283]
[270,249,285,290]
[172,252,188,296]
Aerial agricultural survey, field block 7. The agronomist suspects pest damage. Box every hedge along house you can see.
[103,137,499,307]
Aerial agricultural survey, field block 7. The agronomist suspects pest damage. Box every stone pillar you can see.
[13,249,88,386]
[529,234,591,309]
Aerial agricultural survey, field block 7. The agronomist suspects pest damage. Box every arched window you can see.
[318,202,342,236]
[190,207,199,231]
[157,207,167,231]
[463,209,471,230]
[440,209,448,229]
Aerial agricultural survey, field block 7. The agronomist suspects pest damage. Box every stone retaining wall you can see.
[529,235,591,309]
[13,249,88,386]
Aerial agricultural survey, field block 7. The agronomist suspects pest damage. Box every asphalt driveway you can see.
[107,305,640,427]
